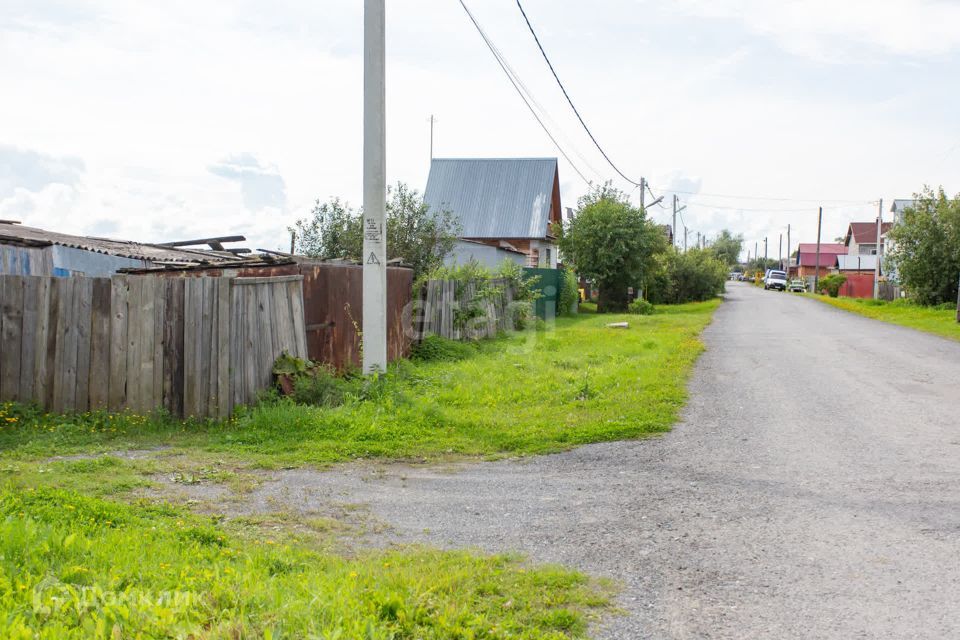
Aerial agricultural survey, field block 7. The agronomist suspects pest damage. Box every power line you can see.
[651,186,875,205]
[458,0,592,184]
[682,201,870,213]
[514,0,643,188]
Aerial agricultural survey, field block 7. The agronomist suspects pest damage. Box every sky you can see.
[2,0,959,260]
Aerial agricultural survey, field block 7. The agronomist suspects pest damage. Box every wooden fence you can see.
[0,274,307,419]
[414,278,524,341]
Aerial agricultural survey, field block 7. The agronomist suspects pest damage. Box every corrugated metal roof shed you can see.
[836,254,879,271]
[423,158,560,239]
[0,222,242,265]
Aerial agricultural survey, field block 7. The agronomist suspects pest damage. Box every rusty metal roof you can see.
[0,222,244,265]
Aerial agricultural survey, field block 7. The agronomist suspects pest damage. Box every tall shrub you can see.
[887,187,960,305]
[557,182,666,312]
[646,249,727,304]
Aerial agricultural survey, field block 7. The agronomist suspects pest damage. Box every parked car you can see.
[764,270,788,291]
[788,278,807,293]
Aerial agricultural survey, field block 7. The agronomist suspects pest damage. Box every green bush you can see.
[646,249,728,304]
[818,274,847,298]
[411,335,478,362]
[557,268,579,316]
[291,366,350,407]
[628,299,655,315]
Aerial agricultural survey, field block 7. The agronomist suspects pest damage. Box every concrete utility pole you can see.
[778,233,783,270]
[362,0,387,374]
[640,177,646,210]
[428,114,436,161]
[684,227,689,253]
[873,198,883,300]
[786,224,791,277]
[672,195,677,250]
[697,231,701,249]
[764,237,768,265]
[754,241,758,270]
[814,206,824,294]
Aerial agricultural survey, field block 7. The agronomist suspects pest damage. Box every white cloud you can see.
[672,0,960,60]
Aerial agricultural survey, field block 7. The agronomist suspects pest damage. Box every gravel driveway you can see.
[255,283,960,638]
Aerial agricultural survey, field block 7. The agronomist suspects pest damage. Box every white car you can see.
[763,270,788,291]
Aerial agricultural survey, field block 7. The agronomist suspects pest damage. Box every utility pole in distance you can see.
[873,198,883,300]
[786,224,791,278]
[814,206,824,294]
[778,233,783,270]
[672,195,677,250]
[764,237,768,266]
[640,177,646,210]
[362,0,387,374]
[428,114,437,161]
[697,231,701,249]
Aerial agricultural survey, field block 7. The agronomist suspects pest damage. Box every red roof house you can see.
[843,221,894,256]
[793,243,846,278]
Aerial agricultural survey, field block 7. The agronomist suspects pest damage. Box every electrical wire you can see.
[651,187,876,205]
[458,0,593,185]
[515,0,643,189]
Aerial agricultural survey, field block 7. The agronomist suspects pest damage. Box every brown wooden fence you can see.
[0,274,307,418]
[414,278,523,341]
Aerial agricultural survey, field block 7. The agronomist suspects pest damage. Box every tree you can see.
[557,182,666,312]
[290,183,460,279]
[710,229,744,266]
[887,187,960,305]
[646,249,728,304]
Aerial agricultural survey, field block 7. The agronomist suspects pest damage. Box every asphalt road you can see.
[263,283,960,638]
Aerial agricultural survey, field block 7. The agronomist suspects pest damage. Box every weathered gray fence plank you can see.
[74,277,93,412]
[89,278,111,409]
[19,277,39,401]
[109,276,129,409]
[0,276,24,401]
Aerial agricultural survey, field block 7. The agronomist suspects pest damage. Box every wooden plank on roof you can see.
[88,277,111,410]
[109,276,129,410]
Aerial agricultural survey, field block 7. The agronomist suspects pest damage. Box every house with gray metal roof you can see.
[423,158,562,269]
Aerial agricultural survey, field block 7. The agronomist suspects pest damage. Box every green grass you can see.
[807,295,960,341]
[1,301,720,466]
[0,487,612,639]
[0,301,720,637]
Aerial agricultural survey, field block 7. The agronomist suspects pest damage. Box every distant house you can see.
[424,158,562,269]
[843,221,893,256]
[793,243,846,279]
[0,221,245,277]
[835,254,880,274]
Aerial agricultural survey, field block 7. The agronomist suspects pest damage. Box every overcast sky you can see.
[2,0,958,259]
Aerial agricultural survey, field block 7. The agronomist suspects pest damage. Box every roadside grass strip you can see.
[806,295,960,341]
[0,487,612,639]
[0,300,720,466]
